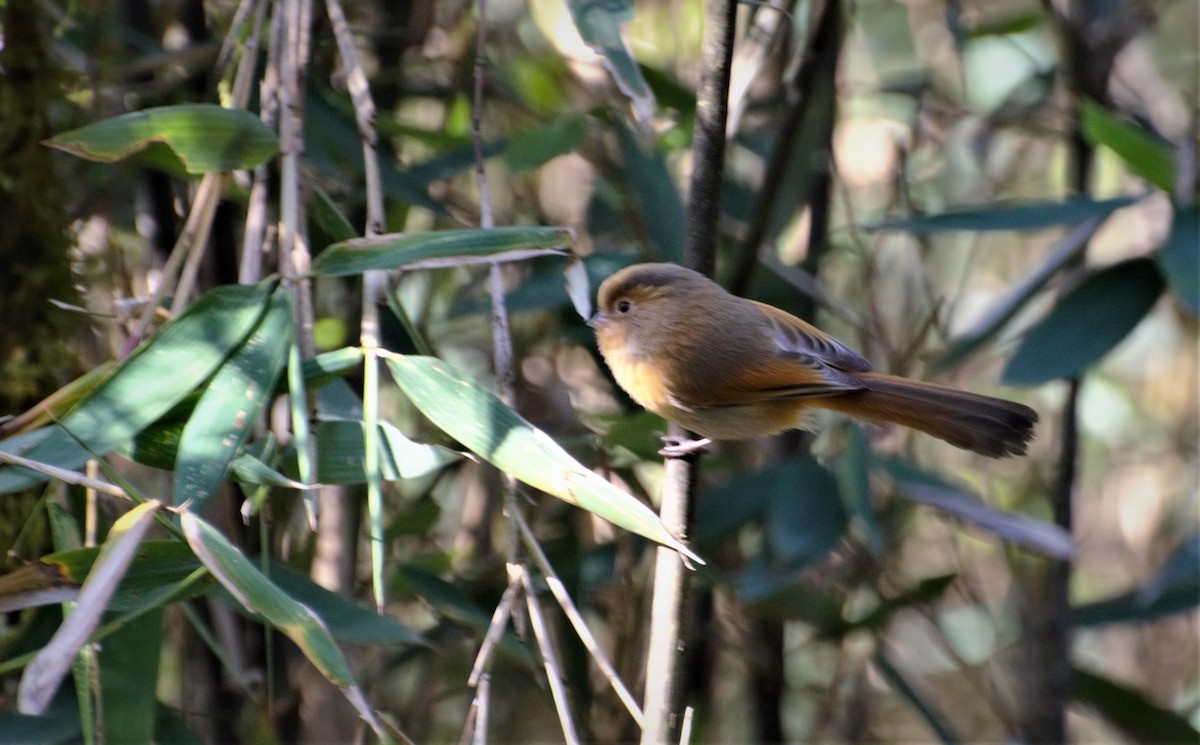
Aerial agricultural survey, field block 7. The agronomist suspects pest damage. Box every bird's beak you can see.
[587,311,608,329]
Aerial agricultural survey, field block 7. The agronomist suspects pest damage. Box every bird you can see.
[589,262,1037,458]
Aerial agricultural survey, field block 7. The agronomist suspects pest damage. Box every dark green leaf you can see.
[46,104,278,175]
[764,458,846,569]
[503,116,587,172]
[1004,258,1164,384]
[838,424,885,554]
[743,575,846,631]
[1157,206,1199,313]
[263,563,425,646]
[873,196,1136,233]
[615,122,684,262]
[878,457,1075,558]
[1073,667,1200,744]
[175,288,293,509]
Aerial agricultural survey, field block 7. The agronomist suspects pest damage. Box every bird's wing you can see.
[676,301,867,408]
[750,300,872,372]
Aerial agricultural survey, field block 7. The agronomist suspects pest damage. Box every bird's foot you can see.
[658,436,712,458]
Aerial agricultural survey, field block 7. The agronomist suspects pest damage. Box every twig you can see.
[519,565,581,745]
[0,452,127,499]
[467,572,521,687]
[513,508,645,728]
[325,0,388,613]
[240,1,284,284]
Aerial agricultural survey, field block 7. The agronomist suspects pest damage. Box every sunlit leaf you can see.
[46,104,277,175]
[311,226,573,277]
[1081,100,1175,192]
[384,354,699,561]
[18,501,161,715]
[175,288,293,509]
[0,282,274,493]
[181,513,384,736]
[306,420,461,484]
[1003,258,1164,384]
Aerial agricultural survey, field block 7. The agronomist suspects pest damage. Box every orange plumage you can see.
[590,263,1037,458]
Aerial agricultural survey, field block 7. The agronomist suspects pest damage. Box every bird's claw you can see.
[658,436,712,458]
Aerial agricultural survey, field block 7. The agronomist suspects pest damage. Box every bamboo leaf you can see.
[0,282,275,493]
[1081,100,1175,192]
[18,500,161,715]
[174,288,293,508]
[384,354,700,562]
[181,513,384,736]
[46,104,278,175]
[311,226,574,277]
[1003,258,1164,384]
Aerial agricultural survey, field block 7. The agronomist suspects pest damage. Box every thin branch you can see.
[467,572,522,687]
[513,508,645,728]
[520,565,581,745]
[241,0,284,284]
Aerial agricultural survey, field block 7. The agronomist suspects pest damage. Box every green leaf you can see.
[873,195,1136,232]
[615,122,684,262]
[18,500,162,715]
[1003,258,1164,384]
[46,104,278,175]
[0,282,274,493]
[1157,206,1199,313]
[384,354,699,561]
[934,217,1099,372]
[174,288,293,509]
[1081,100,1176,192]
[503,116,587,172]
[42,539,204,613]
[311,226,573,277]
[838,424,885,554]
[263,563,425,646]
[1073,667,1200,744]
[98,611,162,745]
[307,420,460,484]
[566,0,655,123]
[181,513,384,735]
[763,458,847,569]
[743,577,846,631]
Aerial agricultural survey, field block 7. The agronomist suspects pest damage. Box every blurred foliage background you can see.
[0,0,1196,742]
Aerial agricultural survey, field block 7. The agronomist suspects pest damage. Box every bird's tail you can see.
[815,372,1038,457]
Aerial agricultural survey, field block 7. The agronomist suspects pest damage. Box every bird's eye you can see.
[616,299,632,314]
